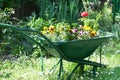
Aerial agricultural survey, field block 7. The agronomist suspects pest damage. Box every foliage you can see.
[111,0,120,41]
[0,8,14,24]
[26,13,55,30]
[0,0,4,8]
[109,10,120,41]
[97,3,113,31]
[0,0,118,56]
[38,0,83,23]
[83,0,113,31]
[40,11,105,42]
[112,0,120,24]
[0,1,120,79]
[114,13,120,24]
[0,8,14,54]
[112,0,120,13]
[0,8,34,56]
[0,0,39,19]
[0,0,84,22]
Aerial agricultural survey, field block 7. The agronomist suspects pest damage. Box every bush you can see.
[0,8,34,56]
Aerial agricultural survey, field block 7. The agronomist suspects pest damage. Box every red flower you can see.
[81,11,89,17]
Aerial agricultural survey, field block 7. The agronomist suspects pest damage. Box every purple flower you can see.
[72,28,78,33]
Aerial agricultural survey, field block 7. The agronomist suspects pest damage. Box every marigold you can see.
[90,30,97,37]
[49,25,55,32]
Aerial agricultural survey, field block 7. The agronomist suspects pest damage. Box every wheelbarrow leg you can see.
[92,66,97,77]
[40,49,44,72]
[67,63,80,80]
[40,55,44,71]
[58,58,63,80]
[50,59,61,72]
[79,64,84,75]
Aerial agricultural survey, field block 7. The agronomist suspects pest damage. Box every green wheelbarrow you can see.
[0,23,114,80]
[40,33,114,80]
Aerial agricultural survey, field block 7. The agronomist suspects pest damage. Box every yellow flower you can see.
[41,31,47,34]
[49,25,55,32]
[90,30,97,37]
[43,27,48,31]
[68,28,72,33]
[83,25,92,31]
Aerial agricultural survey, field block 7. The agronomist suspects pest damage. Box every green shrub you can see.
[0,8,34,56]
[38,0,83,23]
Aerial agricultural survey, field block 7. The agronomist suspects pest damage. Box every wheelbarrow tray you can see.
[43,36,113,61]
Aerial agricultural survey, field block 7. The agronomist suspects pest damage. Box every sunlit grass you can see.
[0,53,120,80]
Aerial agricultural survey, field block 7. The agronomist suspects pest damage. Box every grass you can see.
[0,41,120,80]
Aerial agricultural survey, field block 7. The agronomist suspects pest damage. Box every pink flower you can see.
[79,31,83,35]
[79,25,83,29]
[81,11,89,17]
[72,28,78,33]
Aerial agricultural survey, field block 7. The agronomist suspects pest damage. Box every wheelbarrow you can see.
[40,33,114,79]
[0,23,114,80]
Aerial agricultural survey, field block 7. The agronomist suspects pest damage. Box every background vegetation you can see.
[1,0,119,56]
[0,0,120,79]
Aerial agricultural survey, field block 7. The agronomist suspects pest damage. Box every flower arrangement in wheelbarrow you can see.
[41,11,101,42]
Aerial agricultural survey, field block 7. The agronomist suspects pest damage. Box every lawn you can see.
[0,41,120,80]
